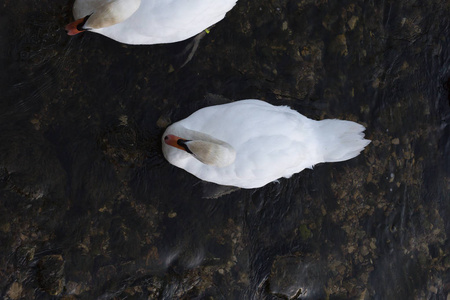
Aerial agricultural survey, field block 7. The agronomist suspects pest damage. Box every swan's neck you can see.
[85,0,141,29]
[165,129,236,167]
[185,139,236,167]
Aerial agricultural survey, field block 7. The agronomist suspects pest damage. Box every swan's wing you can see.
[176,100,321,188]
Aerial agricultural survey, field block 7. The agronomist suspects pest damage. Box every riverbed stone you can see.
[269,255,326,299]
[36,255,65,295]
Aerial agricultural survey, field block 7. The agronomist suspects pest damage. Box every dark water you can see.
[0,0,449,299]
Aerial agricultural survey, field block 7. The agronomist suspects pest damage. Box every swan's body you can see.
[162,100,371,189]
[66,0,238,45]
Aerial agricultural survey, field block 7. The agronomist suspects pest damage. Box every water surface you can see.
[0,0,449,299]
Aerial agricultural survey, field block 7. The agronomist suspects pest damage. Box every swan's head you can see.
[164,134,236,168]
[66,0,141,35]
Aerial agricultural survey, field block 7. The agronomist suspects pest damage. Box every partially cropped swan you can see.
[65,0,238,45]
[162,100,371,189]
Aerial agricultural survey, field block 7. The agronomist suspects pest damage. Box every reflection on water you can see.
[0,0,449,299]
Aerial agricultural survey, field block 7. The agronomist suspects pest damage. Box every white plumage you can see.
[162,100,371,189]
[68,0,238,44]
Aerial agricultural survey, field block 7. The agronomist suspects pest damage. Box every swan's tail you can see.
[317,119,371,163]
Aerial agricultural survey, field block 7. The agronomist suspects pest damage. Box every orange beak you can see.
[164,134,188,151]
[65,18,87,36]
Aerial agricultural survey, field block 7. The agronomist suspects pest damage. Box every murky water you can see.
[0,0,449,299]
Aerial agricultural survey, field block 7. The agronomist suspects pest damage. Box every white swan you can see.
[162,100,371,189]
[66,0,238,45]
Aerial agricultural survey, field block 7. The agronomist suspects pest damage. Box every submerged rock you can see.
[36,254,65,296]
[269,255,326,299]
[6,282,23,300]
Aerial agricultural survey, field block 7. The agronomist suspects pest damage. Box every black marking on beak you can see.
[177,139,193,154]
[78,15,92,31]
